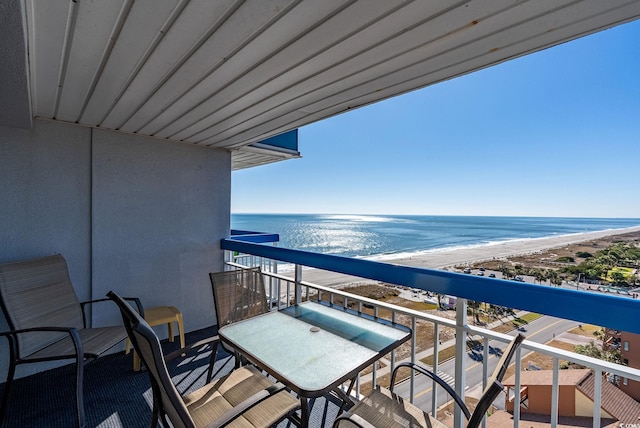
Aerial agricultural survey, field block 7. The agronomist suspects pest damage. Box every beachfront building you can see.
[503,369,640,425]
[619,332,640,401]
[2,1,640,426]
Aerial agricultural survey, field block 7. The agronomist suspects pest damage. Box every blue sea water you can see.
[231,214,640,260]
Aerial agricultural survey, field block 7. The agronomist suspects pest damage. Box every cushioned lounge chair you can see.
[333,333,525,428]
[107,291,300,428]
[0,254,142,427]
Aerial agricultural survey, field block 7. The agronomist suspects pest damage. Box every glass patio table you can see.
[218,301,412,427]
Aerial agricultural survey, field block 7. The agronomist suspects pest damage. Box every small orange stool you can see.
[126,305,185,371]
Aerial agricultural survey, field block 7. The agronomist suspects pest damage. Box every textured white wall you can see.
[0,119,231,376]
[0,120,92,297]
[91,128,230,330]
[0,0,32,129]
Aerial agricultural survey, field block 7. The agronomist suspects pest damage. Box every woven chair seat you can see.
[185,365,299,428]
[343,386,446,428]
[334,334,525,428]
[27,326,126,360]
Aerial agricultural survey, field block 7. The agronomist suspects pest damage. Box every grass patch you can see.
[567,324,600,337]
[492,313,542,333]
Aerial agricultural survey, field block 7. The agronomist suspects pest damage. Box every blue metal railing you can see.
[221,238,640,335]
[230,230,280,243]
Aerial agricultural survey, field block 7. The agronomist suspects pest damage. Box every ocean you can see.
[231,214,640,260]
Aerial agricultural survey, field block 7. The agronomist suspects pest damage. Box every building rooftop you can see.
[503,369,591,387]
[577,371,640,425]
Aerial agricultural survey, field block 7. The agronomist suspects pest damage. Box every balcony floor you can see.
[1,326,623,428]
[0,326,342,428]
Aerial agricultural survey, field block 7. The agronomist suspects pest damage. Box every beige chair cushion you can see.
[342,386,447,428]
[185,365,299,428]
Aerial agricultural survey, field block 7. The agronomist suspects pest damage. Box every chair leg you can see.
[0,357,16,424]
[73,346,86,427]
[151,393,160,428]
[206,341,220,383]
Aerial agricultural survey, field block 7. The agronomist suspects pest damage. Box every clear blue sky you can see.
[232,20,640,218]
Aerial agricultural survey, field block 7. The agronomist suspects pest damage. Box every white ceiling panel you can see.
[120,0,298,134]
[102,0,238,131]
[153,0,409,141]
[16,0,640,169]
[27,0,72,118]
[187,0,578,146]
[79,0,184,125]
[55,0,128,122]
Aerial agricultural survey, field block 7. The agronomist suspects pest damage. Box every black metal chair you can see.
[0,254,142,427]
[207,267,270,380]
[107,290,300,428]
[333,333,525,428]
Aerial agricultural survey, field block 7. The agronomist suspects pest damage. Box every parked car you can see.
[488,273,496,278]
[514,275,525,282]
[477,271,484,276]
[463,268,471,274]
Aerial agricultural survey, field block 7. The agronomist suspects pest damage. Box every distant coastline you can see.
[292,226,640,287]
[379,225,640,269]
[232,214,640,262]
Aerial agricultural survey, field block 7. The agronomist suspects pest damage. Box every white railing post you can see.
[294,264,302,304]
[594,369,602,427]
[551,358,559,428]
[224,249,232,268]
[432,323,440,417]
[514,347,522,428]
[454,298,468,428]
[410,316,417,402]
[482,337,489,428]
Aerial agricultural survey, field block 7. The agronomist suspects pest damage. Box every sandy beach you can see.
[293,225,640,287]
[386,225,640,269]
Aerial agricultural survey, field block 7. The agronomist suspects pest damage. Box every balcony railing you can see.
[222,235,640,428]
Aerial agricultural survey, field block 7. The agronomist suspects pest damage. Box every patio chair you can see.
[207,267,270,381]
[107,291,300,428]
[0,254,143,427]
[333,333,525,428]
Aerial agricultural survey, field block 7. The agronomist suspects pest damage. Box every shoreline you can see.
[385,225,640,270]
[293,226,640,287]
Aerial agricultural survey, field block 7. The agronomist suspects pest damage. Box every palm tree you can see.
[532,268,547,284]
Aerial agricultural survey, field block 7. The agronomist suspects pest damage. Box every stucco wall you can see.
[519,385,576,416]
[619,331,640,401]
[91,128,229,329]
[0,119,231,376]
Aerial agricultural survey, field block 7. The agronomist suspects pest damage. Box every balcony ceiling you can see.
[7,0,640,169]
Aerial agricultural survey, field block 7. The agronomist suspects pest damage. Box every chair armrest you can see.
[0,327,83,360]
[81,297,144,326]
[164,336,222,363]
[390,362,471,420]
[332,412,377,428]
[204,382,288,428]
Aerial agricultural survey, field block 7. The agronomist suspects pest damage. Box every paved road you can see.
[391,315,581,413]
